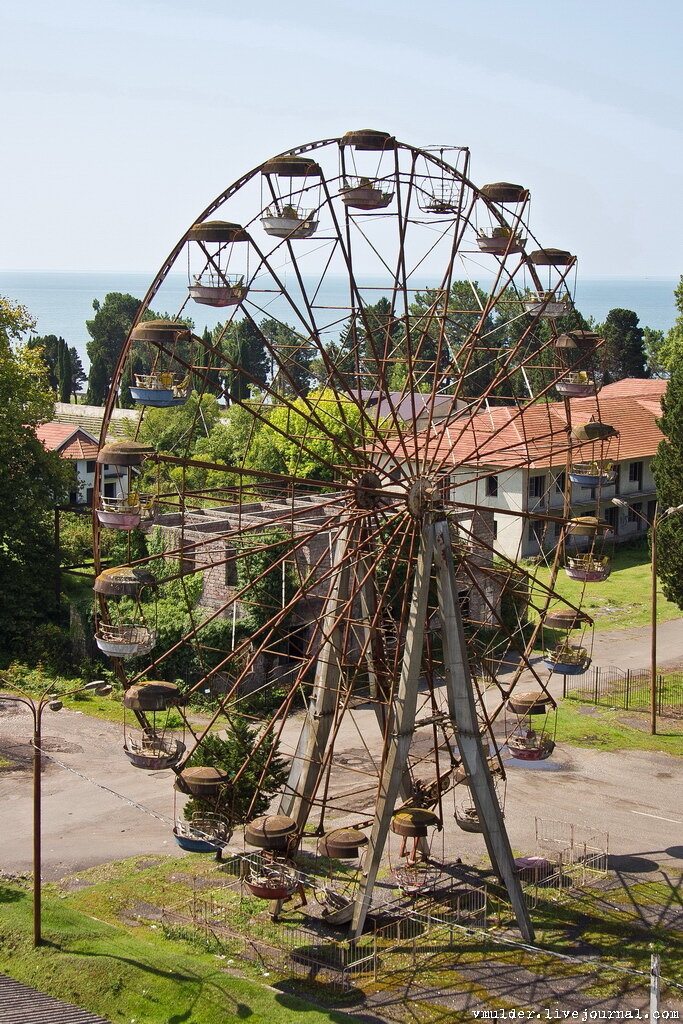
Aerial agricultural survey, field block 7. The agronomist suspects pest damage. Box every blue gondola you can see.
[544,645,591,675]
[130,372,190,408]
[173,814,229,853]
[569,462,616,487]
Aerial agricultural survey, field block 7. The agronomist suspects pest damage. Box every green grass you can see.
[0,882,367,1024]
[556,699,683,755]
[531,542,681,631]
[4,856,681,1024]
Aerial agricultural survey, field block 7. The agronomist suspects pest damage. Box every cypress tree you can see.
[223,319,268,403]
[57,340,71,401]
[651,358,683,609]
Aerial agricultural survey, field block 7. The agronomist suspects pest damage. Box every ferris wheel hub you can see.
[353,471,384,509]
[406,477,437,519]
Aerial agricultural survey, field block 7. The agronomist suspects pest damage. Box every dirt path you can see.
[1,694,681,882]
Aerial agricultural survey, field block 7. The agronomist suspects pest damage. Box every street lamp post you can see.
[0,678,112,946]
[612,499,683,735]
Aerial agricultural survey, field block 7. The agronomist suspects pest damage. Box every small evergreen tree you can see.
[69,345,87,396]
[652,358,683,609]
[183,724,288,823]
[57,341,70,401]
[261,317,313,397]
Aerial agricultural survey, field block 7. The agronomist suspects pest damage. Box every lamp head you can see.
[611,498,627,508]
[48,695,63,711]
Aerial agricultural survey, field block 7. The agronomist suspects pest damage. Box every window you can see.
[437,475,452,500]
[224,547,238,586]
[103,482,116,498]
[493,519,498,538]
[457,587,470,621]
[86,487,93,506]
[554,472,566,494]
[628,501,643,527]
[647,500,657,523]
[527,519,545,544]
[486,475,498,498]
[528,474,545,500]
[628,461,643,488]
[614,465,621,495]
[86,460,96,474]
[604,505,619,534]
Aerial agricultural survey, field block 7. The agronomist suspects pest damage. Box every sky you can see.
[1,0,681,278]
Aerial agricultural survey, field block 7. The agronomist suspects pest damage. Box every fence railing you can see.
[562,666,683,715]
[159,844,606,988]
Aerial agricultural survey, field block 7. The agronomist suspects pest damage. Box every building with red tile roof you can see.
[35,423,124,505]
[383,379,666,560]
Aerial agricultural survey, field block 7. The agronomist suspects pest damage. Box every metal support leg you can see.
[359,566,428,856]
[433,518,534,942]
[279,526,352,830]
[350,526,434,938]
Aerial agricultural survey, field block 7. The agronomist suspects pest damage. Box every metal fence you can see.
[562,665,683,716]
[160,854,489,990]
[159,843,608,987]
[518,817,610,909]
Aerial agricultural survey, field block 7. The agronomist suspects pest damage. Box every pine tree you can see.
[183,723,288,823]
[85,292,142,404]
[260,317,312,397]
[651,359,683,609]
[68,346,87,395]
[27,334,86,403]
[600,308,648,383]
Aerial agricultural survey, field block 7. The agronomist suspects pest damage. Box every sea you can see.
[0,271,678,372]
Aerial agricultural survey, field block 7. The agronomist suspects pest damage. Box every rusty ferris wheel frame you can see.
[92,130,608,940]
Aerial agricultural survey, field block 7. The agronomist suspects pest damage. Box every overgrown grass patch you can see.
[556,699,683,754]
[0,883,368,1024]
[531,543,681,632]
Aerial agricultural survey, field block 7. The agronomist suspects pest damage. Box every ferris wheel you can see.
[92,130,615,941]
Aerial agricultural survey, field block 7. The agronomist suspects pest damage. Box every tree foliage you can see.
[644,276,683,376]
[265,388,363,481]
[236,527,297,637]
[132,391,221,457]
[221,319,269,403]
[599,308,649,382]
[85,293,143,404]
[183,724,288,823]
[260,317,313,397]
[0,297,71,661]
[643,327,668,378]
[652,358,683,609]
[28,334,86,402]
